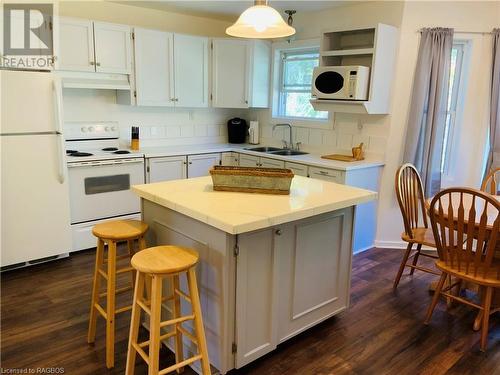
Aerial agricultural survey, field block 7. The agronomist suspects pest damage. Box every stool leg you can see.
[126,272,145,375]
[88,239,105,344]
[149,275,163,375]
[106,241,117,369]
[138,236,152,299]
[127,240,136,287]
[187,268,210,375]
[172,274,184,373]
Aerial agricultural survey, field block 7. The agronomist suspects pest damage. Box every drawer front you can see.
[309,167,344,184]
[285,162,308,177]
[239,154,260,167]
[260,157,285,168]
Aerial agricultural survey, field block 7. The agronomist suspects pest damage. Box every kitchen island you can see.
[132,176,376,374]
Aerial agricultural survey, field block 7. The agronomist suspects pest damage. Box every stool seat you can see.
[92,220,148,240]
[131,246,199,274]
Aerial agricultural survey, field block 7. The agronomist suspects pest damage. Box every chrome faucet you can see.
[273,123,293,149]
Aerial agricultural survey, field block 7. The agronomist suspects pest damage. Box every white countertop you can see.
[139,143,385,171]
[132,176,377,234]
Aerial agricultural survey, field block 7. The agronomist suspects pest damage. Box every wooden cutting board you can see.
[321,154,365,162]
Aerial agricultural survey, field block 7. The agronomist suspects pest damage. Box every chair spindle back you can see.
[481,167,500,195]
[395,163,428,238]
[428,188,500,280]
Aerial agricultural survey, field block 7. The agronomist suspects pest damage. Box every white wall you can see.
[375,0,500,248]
[58,1,245,147]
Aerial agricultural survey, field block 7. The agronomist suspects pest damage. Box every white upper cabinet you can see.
[212,39,249,109]
[212,38,271,109]
[93,22,132,74]
[134,28,174,107]
[174,34,209,108]
[129,31,208,108]
[56,18,95,72]
[55,18,131,74]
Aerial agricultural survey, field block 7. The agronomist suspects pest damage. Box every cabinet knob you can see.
[275,229,282,236]
[244,100,248,104]
[96,62,101,67]
[90,61,95,66]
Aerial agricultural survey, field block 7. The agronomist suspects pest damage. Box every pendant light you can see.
[226,0,296,39]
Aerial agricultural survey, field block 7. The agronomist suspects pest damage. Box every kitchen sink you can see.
[270,150,309,156]
[245,146,283,152]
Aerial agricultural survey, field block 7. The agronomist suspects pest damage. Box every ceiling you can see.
[117,1,354,21]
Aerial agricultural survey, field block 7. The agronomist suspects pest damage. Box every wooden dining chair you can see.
[393,163,440,289]
[424,188,500,351]
[481,167,500,195]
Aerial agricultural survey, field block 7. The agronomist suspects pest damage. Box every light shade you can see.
[226,5,296,39]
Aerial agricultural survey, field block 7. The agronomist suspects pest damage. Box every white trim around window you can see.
[271,38,334,129]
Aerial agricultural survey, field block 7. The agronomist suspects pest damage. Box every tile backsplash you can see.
[62,88,246,147]
[255,110,390,157]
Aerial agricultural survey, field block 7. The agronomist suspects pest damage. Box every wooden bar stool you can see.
[126,246,211,375]
[87,219,149,368]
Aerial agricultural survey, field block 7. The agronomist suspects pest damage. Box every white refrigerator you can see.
[1,70,71,267]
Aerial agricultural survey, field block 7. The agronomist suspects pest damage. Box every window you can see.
[277,49,328,120]
[441,42,467,174]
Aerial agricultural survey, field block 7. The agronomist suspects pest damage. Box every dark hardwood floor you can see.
[1,248,499,374]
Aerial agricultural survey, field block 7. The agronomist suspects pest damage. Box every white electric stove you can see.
[65,122,145,251]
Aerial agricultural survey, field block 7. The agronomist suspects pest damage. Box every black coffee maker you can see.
[227,118,248,144]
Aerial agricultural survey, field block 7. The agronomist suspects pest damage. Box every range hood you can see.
[57,71,131,90]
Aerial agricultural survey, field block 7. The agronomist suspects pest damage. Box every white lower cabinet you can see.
[285,161,308,177]
[235,209,354,367]
[147,156,186,183]
[187,153,221,178]
[221,152,240,166]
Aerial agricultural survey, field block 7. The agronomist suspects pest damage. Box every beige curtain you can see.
[485,29,500,173]
[403,28,454,197]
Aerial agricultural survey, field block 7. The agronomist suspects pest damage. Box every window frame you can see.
[441,40,470,177]
[271,39,333,129]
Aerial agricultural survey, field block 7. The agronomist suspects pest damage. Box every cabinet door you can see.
[147,156,186,183]
[239,154,259,167]
[221,152,239,166]
[187,153,221,178]
[285,162,308,177]
[236,229,279,367]
[308,166,345,184]
[260,157,284,169]
[212,39,249,108]
[276,210,354,343]
[174,34,208,108]
[134,28,174,106]
[56,17,95,72]
[93,22,132,74]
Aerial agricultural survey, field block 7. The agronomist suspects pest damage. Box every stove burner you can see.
[66,150,78,155]
[71,152,94,157]
[113,150,131,154]
[102,147,119,152]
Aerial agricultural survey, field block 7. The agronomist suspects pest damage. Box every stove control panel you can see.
[64,122,120,140]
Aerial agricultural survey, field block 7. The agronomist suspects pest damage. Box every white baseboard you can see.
[374,240,436,252]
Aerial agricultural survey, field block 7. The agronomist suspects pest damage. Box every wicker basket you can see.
[209,166,294,195]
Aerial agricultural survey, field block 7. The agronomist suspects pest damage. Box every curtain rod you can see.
[417,29,494,35]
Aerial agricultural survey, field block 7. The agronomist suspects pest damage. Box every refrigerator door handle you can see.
[53,78,66,184]
[53,78,64,134]
[56,133,67,184]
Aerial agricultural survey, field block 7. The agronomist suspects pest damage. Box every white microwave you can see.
[312,65,370,100]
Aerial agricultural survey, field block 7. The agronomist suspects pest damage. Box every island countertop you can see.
[132,175,377,234]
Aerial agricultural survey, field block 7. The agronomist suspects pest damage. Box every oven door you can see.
[68,158,145,224]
